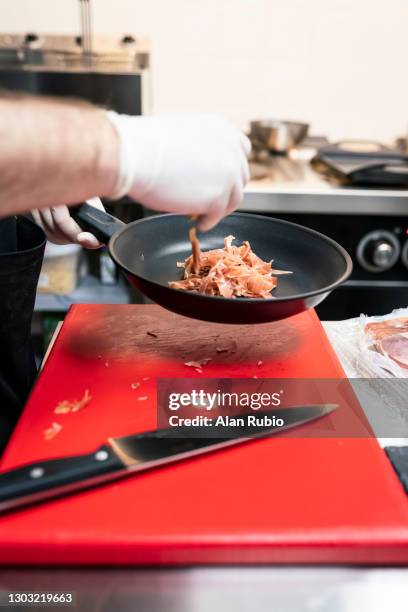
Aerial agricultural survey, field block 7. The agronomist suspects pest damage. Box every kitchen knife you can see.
[0,404,336,514]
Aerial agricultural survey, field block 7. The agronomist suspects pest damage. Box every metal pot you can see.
[250,120,309,154]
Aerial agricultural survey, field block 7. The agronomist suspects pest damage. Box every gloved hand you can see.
[31,197,104,249]
[107,112,251,231]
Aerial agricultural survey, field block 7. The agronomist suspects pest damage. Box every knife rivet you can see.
[30,467,45,479]
[95,450,109,462]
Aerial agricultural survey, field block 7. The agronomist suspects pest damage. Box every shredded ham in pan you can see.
[169,234,291,298]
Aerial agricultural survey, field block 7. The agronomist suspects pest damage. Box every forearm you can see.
[0,95,119,217]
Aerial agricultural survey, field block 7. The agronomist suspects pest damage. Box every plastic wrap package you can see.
[323,310,408,446]
[324,308,408,379]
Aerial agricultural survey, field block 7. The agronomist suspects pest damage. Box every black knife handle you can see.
[0,445,123,512]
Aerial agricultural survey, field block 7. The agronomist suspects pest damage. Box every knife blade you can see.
[0,404,336,514]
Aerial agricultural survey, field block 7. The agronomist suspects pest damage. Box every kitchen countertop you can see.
[0,566,407,612]
[0,314,406,610]
[240,156,408,215]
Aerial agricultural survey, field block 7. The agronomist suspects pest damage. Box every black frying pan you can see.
[71,203,352,324]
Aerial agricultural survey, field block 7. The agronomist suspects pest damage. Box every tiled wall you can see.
[2,0,408,142]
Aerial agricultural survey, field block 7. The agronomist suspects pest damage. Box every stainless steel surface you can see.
[242,156,408,215]
[250,120,309,153]
[0,567,407,611]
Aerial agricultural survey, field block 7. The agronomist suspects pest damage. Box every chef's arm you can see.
[0,95,119,217]
[0,93,250,244]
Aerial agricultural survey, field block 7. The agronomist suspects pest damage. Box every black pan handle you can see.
[70,202,126,244]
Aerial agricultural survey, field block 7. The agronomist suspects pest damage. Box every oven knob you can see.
[357,230,400,272]
[372,241,395,267]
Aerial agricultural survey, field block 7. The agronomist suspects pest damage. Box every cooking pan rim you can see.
[108,212,353,304]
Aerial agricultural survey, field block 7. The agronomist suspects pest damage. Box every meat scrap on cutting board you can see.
[184,358,212,374]
[43,422,62,440]
[54,389,92,414]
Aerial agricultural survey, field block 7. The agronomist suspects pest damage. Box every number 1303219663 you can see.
[1,592,75,606]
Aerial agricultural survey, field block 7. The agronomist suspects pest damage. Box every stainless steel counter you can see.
[0,567,407,611]
[241,156,408,215]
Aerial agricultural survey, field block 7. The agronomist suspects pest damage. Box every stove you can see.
[241,153,408,319]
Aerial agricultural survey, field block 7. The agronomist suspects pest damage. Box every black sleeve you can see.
[0,216,46,453]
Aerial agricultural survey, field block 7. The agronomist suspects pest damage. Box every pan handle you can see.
[70,202,126,244]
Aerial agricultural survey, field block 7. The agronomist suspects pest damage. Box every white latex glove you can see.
[32,197,104,249]
[107,112,251,231]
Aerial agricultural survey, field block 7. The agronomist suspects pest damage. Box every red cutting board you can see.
[0,304,407,565]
